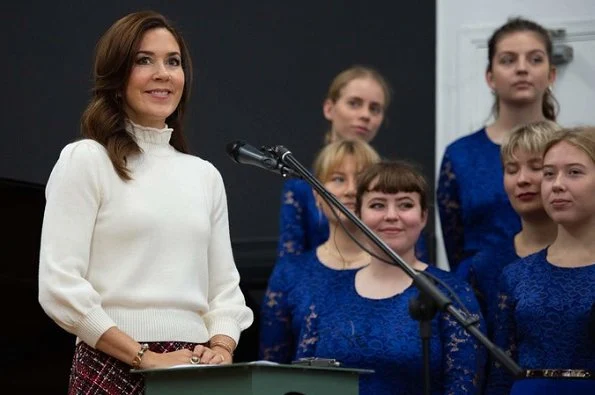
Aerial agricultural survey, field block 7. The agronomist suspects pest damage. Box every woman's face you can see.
[542,141,595,227]
[124,28,185,128]
[317,155,360,223]
[323,77,386,143]
[486,31,555,107]
[359,185,427,255]
[503,148,546,218]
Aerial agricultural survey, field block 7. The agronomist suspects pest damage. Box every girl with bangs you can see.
[297,161,485,395]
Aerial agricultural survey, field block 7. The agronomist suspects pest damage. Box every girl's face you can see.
[124,28,185,128]
[324,77,386,143]
[503,148,546,217]
[359,187,427,255]
[542,141,595,227]
[317,155,359,223]
[486,31,555,107]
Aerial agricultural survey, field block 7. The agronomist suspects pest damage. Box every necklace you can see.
[322,243,370,268]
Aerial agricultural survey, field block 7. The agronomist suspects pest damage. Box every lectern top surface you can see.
[132,361,374,375]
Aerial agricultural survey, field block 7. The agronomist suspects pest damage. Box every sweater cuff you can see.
[204,316,241,344]
[75,306,117,347]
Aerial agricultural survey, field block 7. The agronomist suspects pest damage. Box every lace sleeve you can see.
[440,281,486,394]
[464,263,487,320]
[258,260,295,363]
[437,151,465,271]
[276,179,307,258]
[295,304,319,359]
[486,273,518,395]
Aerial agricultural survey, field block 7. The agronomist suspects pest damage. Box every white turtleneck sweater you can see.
[38,122,253,348]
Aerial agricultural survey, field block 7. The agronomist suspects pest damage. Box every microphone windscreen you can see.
[225,140,245,161]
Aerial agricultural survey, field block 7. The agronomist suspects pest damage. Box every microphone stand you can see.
[409,291,437,394]
[268,145,523,393]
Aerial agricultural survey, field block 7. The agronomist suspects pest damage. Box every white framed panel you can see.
[436,0,595,269]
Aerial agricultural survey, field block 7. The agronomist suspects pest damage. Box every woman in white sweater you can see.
[38,11,253,394]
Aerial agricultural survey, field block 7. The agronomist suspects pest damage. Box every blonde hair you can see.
[543,126,595,163]
[324,65,391,144]
[313,139,381,183]
[500,120,562,163]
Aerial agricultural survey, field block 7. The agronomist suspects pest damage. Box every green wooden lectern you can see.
[133,361,373,395]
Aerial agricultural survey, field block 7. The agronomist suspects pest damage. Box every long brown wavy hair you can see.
[80,10,193,180]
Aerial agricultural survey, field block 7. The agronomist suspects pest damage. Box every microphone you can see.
[225,140,298,177]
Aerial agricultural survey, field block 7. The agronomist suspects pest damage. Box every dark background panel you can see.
[2,0,436,244]
[1,1,435,392]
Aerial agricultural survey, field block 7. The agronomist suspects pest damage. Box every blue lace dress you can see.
[295,266,486,395]
[456,239,519,334]
[437,128,521,271]
[277,178,429,260]
[259,250,360,362]
[277,178,328,258]
[487,249,595,394]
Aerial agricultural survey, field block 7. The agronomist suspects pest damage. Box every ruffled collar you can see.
[125,120,174,154]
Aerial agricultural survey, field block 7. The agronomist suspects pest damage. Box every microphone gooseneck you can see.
[225,140,523,380]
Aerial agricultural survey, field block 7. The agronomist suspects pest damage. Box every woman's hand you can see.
[140,348,195,369]
[138,345,232,369]
[193,344,232,365]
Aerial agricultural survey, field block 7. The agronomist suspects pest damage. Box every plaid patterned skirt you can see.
[68,341,201,395]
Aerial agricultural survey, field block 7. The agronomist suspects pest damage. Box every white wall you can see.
[435,0,595,269]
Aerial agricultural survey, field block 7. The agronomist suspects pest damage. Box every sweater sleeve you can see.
[201,165,254,344]
[38,141,117,347]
